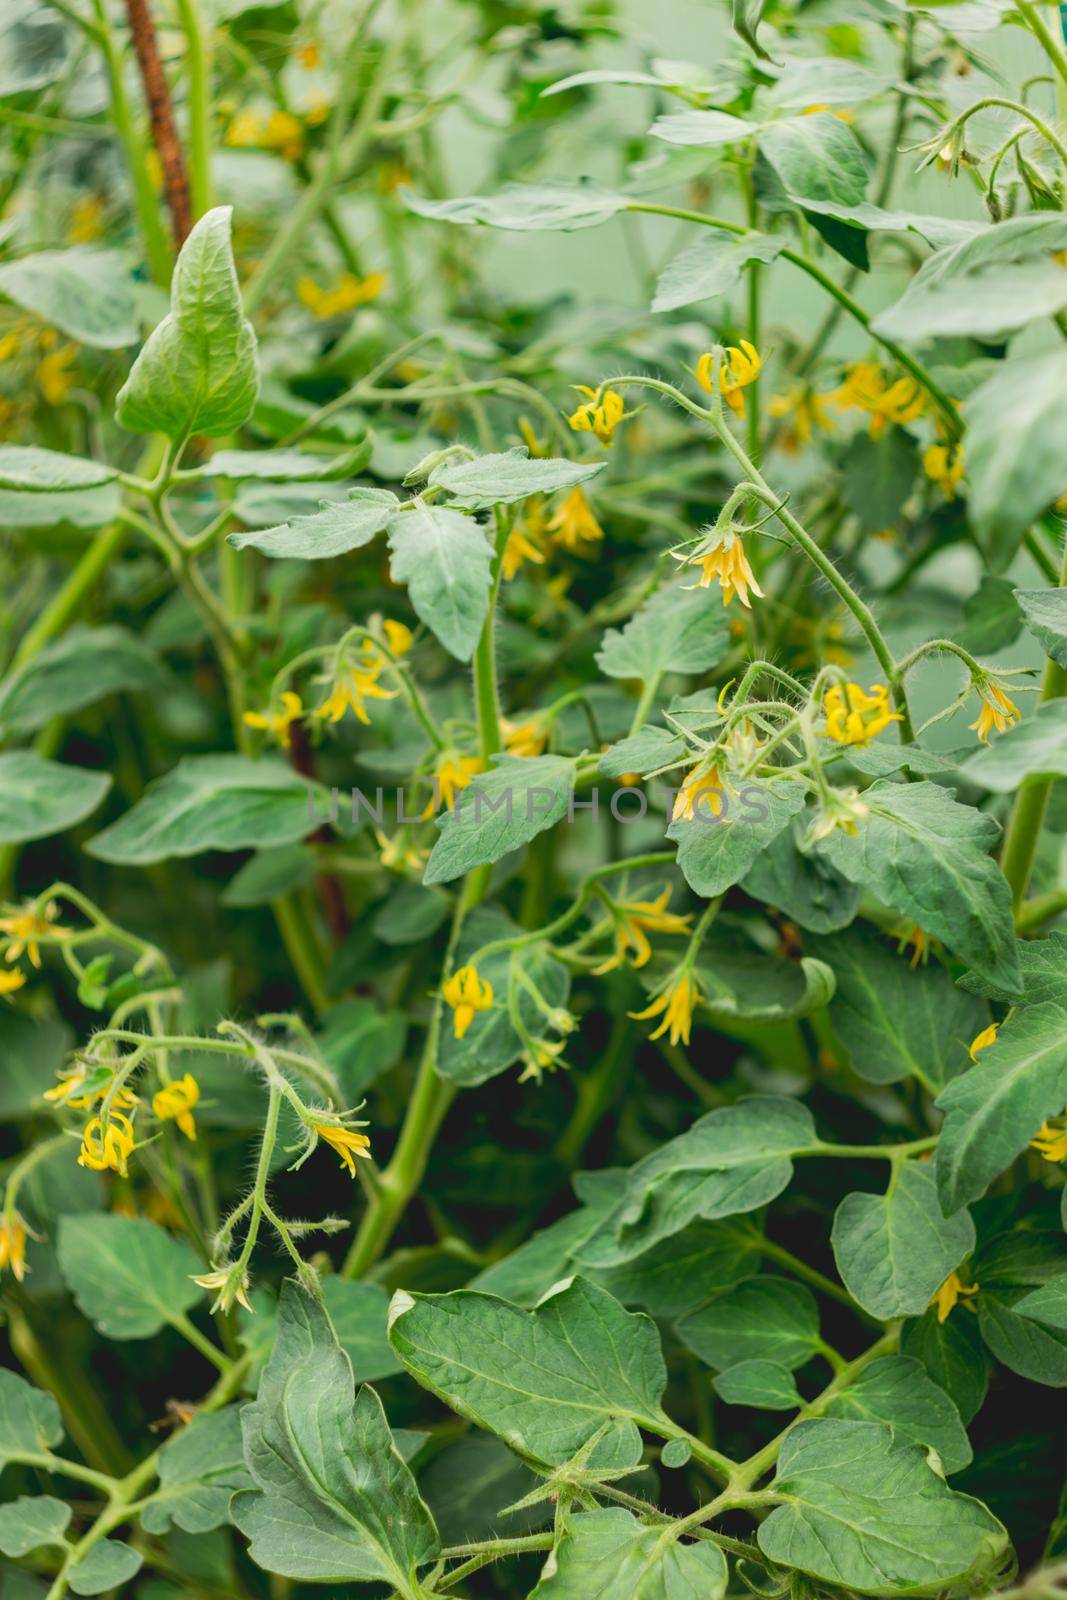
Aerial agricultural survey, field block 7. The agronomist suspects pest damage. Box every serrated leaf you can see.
[232,1282,439,1588]
[116,207,258,440]
[0,753,111,844]
[404,182,627,231]
[86,755,325,865]
[428,448,603,510]
[424,754,577,885]
[388,1276,670,1470]
[0,247,138,347]
[0,1369,63,1467]
[529,1508,728,1599]
[934,1002,1067,1214]
[0,445,117,492]
[823,1356,971,1473]
[757,1419,1006,1594]
[596,580,730,681]
[831,1163,975,1320]
[669,772,807,900]
[1015,586,1067,668]
[0,1495,71,1556]
[713,1360,802,1410]
[57,1215,204,1339]
[387,504,492,661]
[816,781,1021,996]
[576,1096,816,1266]
[0,625,166,736]
[958,929,1067,1007]
[677,1277,820,1370]
[598,725,688,778]
[141,1408,252,1534]
[68,1542,142,1596]
[963,702,1067,789]
[652,233,783,312]
[228,487,398,558]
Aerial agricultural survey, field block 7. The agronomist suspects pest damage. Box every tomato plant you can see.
[1,0,1067,1596]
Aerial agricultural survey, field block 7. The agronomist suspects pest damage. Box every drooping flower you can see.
[77,1112,137,1176]
[44,1066,138,1112]
[382,618,414,657]
[593,887,693,973]
[808,786,869,842]
[502,519,548,580]
[822,682,900,746]
[696,341,762,418]
[314,655,396,727]
[683,528,764,608]
[518,1038,568,1083]
[193,1263,253,1314]
[768,386,835,453]
[931,1269,978,1324]
[297,271,386,318]
[243,691,303,749]
[313,1119,372,1176]
[152,1074,200,1142]
[1030,1120,1067,1162]
[969,1022,999,1061]
[969,679,1020,744]
[442,964,494,1038]
[0,968,26,1001]
[428,754,484,813]
[894,922,932,969]
[36,341,78,406]
[0,1212,29,1282]
[546,487,604,549]
[567,385,626,446]
[0,900,61,969]
[502,716,547,758]
[630,973,702,1047]
[923,441,965,499]
[672,764,725,823]
[828,361,925,438]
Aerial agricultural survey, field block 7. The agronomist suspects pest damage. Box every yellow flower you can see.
[630,973,702,1047]
[0,326,23,363]
[827,361,924,438]
[0,968,26,1001]
[546,487,604,550]
[68,195,106,243]
[519,1038,568,1083]
[593,887,693,973]
[298,39,322,68]
[36,343,78,405]
[823,682,901,746]
[44,1066,139,1111]
[152,1074,200,1141]
[314,657,396,727]
[442,964,494,1038]
[932,1269,978,1324]
[77,1112,136,1175]
[696,341,762,419]
[428,754,484,813]
[672,764,725,823]
[969,680,1019,744]
[193,1263,253,1314]
[768,386,835,453]
[969,1022,999,1061]
[923,442,964,499]
[374,828,428,873]
[243,691,304,749]
[503,521,547,580]
[226,108,304,159]
[0,899,61,968]
[687,530,763,609]
[0,1212,29,1282]
[808,787,869,842]
[567,385,626,446]
[383,619,414,657]
[502,716,547,758]
[894,922,932,968]
[1030,1120,1067,1162]
[297,272,386,318]
[313,1120,372,1176]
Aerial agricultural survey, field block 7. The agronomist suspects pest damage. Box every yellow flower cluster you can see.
[969,679,1019,744]
[822,682,900,747]
[593,887,693,974]
[685,530,763,609]
[630,973,702,1047]
[696,341,762,418]
[828,361,924,438]
[568,385,625,446]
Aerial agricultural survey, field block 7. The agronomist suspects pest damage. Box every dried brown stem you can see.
[124,0,192,247]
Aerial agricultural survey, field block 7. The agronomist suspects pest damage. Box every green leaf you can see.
[677,1277,820,1371]
[317,999,408,1102]
[0,445,117,492]
[594,1221,761,1319]
[732,0,775,60]
[116,207,258,440]
[1014,1275,1067,1332]
[87,755,325,865]
[0,482,120,530]
[598,726,688,779]
[649,109,756,147]
[668,772,807,900]
[831,1163,975,1320]
[713,1360,802,1410]
[321,1278,402,1381]
[596,579,730,680]
[978,1288,1067,1387]
[529,1508,728,1600]
[816,781,1022,996]
[0,1010,71,1120]
[192,447,367,482]
[418,1435,541,1544]
[810,924,986,1091]
[694,937,835,1023]
[68,1542,142,1597]
[823,1356,971,1473]
[0,1368,63,1467]
[428,448,604,510]
[652,233,783,312]
[141,1408,252,1534]
[387,504,492,662]
[404,182,627,231]
[741,822,859,934]
[576,1096,816,1266]
[872,215,1067,343]
[221,844,316,907]
[228,487,399,559]
[0,1496,71,1557]
[757,1419,1006,1594]
[0,247,138,348]
[956,576,1023,655]
[388,1276,670,1469]
[934,1002,1067,1214]
[0,753,111,844]
[57,1215,204,1339]
[373,883,451,945]
[758,114,869,206]
[766,56,891,110]
[1015,586,1067,669]
[0,625,166,736]
[424,754,577,885]
[958,929,1067,1007]
[900,1308,988,1425]
[840,429,920,533]
[232,1282,439,1588]
[965,354,1067,569]
[964,702,1067,790]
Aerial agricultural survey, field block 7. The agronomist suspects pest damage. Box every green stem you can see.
[170,1311,231,1372]
[13,525,127,670]
[1016,0,1067,86]
[90,0,173,284]
[174,0,213,218]
[1017,886,1067,931]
